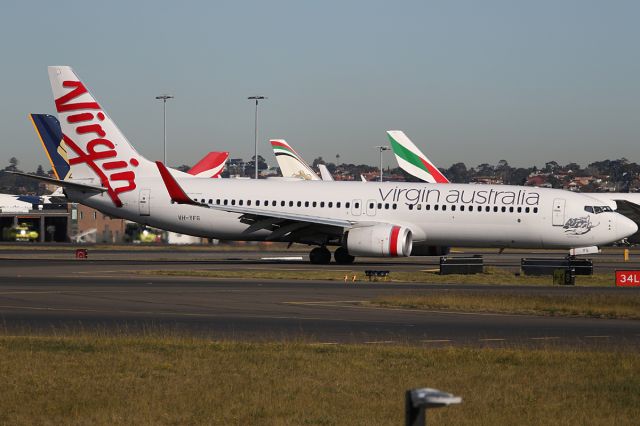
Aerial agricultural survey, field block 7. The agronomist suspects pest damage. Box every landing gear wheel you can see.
[309,247,331,264]
[334,247,355,264]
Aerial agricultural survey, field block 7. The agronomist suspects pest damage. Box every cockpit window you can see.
[585,205,613,214]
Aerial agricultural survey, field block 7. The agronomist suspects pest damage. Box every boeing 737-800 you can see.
[12,66,638,264]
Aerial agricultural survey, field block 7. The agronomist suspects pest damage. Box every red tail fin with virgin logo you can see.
[48,66,156,207]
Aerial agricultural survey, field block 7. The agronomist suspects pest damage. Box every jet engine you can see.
[344,225,412,257]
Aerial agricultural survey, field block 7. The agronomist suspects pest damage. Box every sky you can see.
[0,0,639,172]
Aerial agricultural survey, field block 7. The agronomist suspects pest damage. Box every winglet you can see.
[156,161,198,205]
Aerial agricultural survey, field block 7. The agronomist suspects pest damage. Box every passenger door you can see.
[552,198,565,226]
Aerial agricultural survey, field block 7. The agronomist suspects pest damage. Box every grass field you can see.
[141,266,617,287]
[370,292,640,319]
[0,334,637,425]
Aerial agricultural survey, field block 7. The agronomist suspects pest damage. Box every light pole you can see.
[248,95,267,179]
[376,145,390,182]
[155,94,174,164]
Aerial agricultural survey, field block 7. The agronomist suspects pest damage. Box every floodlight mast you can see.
[248,96,267,179]
[376,145,390,182]
[155,94,174,164]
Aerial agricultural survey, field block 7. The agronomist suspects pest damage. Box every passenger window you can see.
[355,202,360,208]
[208,199,212,204]
[469,206,473,212]
[256,200,260,206]
[328,202,333,208]
[239,200,243,206]
[321,202,325,207]
[509,206,514,213]
[289,201,294,207]
[417,204,422,210]
[409,204,414,210]
[392,204,397,210]
[442,205,447,211]
[272,201,277,207]
[533,207,538,213]
[426,205,431,211]
[297,201,302,207]
[451,205,456,211]
[501,206,506,212]
[460,205,464,211]
[517,207,522,213]
[247,200,251,206]
[434,205,439,211]
[201,199,205,203]
[346,202,350,208]
[305,201,309,207]
[385,203,389,209]
[313,201,317,207]
[337,202,341,208]
[264,200,268,206]
[224,200,228,205]
[281,201,285,207]
[525,207,530,213]
[493,206,498,212]
[369,202,374,209]
[485,206,490,212]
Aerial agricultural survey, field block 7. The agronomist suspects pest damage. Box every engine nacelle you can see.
[345,225,412,257]
[410,243,450,257]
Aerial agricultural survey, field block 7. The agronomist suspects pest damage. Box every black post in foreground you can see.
[405,388,462,426]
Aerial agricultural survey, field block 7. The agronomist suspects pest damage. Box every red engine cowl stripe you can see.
[389,226,401,256]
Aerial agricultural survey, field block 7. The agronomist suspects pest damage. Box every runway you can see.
[0,252,639,348]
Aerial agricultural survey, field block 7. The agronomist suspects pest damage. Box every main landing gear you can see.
[334,246,355,264]
[309,246,355,265]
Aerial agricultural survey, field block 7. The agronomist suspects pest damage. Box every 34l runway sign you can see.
[615,270,640,287]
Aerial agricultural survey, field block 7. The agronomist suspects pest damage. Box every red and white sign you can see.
[615,270,640,287]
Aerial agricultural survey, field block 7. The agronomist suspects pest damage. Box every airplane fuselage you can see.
[68,178,628,249]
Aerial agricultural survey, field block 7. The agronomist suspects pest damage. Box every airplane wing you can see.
[156,161,353,230]
[387,130,450,183]
[270,139,321,181]
[318,164,334,181]
[4,171,106,193]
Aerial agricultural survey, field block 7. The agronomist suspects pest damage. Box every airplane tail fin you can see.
[386,130,449,183]
[188,152,229,178]
[48,66,157,207]
[29,114,71,180]
[318,164,334,181]
[270,139,321,181]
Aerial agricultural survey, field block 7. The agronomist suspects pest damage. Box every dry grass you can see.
[141,266,617,287]
[0,334,638,425]
[370,293,640,319]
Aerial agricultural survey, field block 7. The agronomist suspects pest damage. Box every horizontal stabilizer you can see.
[5,171,105,193]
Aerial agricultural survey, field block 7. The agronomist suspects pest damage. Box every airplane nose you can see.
[616,214,638,240]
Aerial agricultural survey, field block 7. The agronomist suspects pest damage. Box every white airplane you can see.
[12,66,638,264]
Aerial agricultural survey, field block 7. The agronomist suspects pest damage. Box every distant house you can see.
[525,175,550,187]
